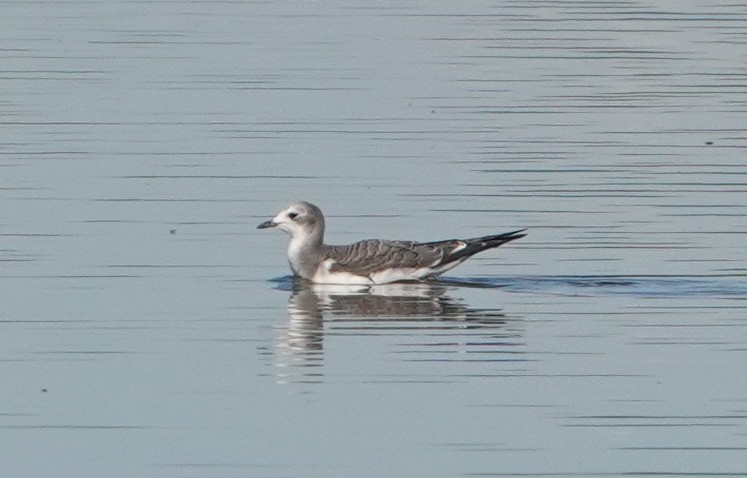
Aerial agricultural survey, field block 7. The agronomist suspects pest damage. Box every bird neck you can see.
[287,224,324,278]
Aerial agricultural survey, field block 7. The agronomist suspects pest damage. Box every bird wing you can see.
[324,239,450,276]
[323,229,526,280]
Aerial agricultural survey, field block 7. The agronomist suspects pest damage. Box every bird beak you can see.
[257,220,277,229]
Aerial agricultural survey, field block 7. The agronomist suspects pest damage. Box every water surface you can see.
[2,1,746,477]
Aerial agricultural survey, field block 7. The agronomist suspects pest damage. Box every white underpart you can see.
[309,260,462,285]
[369,267,435,284]
[309,282,438,298]
[311,259,374,285]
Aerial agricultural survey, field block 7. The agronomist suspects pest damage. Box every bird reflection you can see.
[273,278,519,381]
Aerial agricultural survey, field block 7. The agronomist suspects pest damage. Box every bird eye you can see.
[288,212,298,220]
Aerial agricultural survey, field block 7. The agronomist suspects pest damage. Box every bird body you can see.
[258,201,525,285]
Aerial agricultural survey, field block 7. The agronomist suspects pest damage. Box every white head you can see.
[257,201,325,243]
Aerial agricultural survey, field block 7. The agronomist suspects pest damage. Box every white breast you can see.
[286,236,306,275]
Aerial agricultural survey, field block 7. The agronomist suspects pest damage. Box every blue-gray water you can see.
[2,1,746,477]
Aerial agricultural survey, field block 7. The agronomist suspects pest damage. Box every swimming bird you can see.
[257,201,526,285]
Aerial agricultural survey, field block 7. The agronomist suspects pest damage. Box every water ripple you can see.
[439,275,747,298]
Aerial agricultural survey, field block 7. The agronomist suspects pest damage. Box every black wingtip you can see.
[506,228,527,238]
[473,229,527,244]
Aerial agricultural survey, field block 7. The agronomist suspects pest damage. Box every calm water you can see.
[2,1,747,477]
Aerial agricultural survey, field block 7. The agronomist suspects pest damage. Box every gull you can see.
[257,201,526,285]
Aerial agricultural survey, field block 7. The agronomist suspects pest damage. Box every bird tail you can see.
[446,229,527,262]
